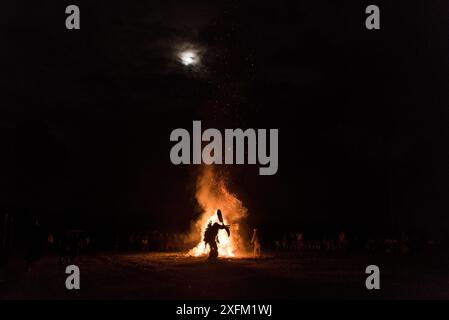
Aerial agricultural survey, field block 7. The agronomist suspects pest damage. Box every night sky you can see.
[3,1,449,238]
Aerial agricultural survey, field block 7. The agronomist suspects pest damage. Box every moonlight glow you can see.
[179,50,199,66]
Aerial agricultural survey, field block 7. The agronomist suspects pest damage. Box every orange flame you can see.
[188,166,248,257]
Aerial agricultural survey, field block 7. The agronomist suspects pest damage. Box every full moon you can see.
[179,50,198,66]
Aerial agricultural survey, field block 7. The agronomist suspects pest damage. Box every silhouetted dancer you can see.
[203,209,230,260]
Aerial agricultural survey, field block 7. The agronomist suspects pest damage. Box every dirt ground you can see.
[1,251,449,299]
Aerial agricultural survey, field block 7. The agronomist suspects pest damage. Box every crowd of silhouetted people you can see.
[124,231,185,252]
[273,231,444,254]
[0,212,94,275]
[274,231,348,252]
[1,209,448,281]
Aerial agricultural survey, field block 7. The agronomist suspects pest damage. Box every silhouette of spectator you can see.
[25,218,42,272]
[58,232,69,265]
[250,228,261,257]
[69,233,80,263]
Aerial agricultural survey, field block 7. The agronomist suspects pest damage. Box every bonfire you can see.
[188,166,248,257]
